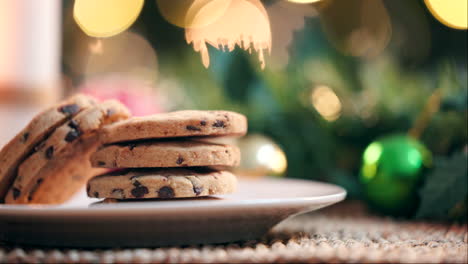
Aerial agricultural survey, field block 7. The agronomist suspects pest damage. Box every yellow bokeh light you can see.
[320,0,392,58]
[74,0,144,37]
[424,0,467,30]
[287,0,322,4]
[310,85,342,121]
[157,0,232,29]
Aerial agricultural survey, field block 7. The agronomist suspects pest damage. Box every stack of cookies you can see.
[0,94,131,204]
[86,111,247,200]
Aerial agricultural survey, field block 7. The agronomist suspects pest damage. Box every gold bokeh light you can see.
[311,85,342,121]
[287,0,323,4]
[73,0,144,37]
[424,0,467,30]
[84,31,158,83]
[320,0,392,58]
[157,0,232,29]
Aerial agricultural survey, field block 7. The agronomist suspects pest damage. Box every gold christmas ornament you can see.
[235,134,287,177]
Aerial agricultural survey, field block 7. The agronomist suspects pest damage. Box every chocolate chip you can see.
[128,144,136,150]
[45,146,54,159]
[131,186,148,198]
[94,192,99,198]
[97,161,106,166]
[186,125,201,131]
[65,129,81,142]
[68,119,79,130]
[176,156,184,165]
[21,132,29,143]
[132,179,142,186]
[58,104,80,116]
[212,120,225,128]
[12,188,21,200]
[158,186,174,198]
[111,188,125,199]
[106,108,116,117]
[193,186,203,196]
[200,120,207,126]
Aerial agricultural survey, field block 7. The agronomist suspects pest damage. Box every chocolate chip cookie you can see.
[5,100,130,204]
[87,168,237,199]
[91,140,240,168]
[101,110,247,144]
[0,94,96,202]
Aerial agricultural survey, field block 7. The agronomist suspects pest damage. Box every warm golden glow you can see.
[287,0,322,3]
[320,0,391,58]
[424,0,467,29]
[157,0,232,29]
[84,32,158,83]
[237,134,288,176]
[185,0,271,69]
[311,85,342,121]
[266,1,316,69]
[256,144,288,175]
[74,0,144,37]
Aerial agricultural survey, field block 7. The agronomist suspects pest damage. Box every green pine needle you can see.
[415,151,467,221]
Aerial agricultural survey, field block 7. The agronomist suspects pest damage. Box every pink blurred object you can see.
[79,76,162,116]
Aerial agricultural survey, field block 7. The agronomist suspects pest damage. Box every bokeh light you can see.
[73,0,144,37]
[287,0,323,3]
[83,31,158,83]
[320,0,392,58]
[424,0,467,30]
[185,0,271,69]
[310,85,342,121]
[157,0,231,29]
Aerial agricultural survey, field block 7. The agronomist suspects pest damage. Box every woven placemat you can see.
[1,202,467,263]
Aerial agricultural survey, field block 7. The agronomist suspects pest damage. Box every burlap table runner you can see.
[1,202,466,263]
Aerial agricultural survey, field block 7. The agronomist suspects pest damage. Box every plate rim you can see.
[0,178,347,216]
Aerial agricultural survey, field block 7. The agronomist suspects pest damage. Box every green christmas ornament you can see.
[360,134,432,216]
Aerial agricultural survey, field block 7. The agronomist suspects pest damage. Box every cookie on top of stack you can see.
[0,94,131,204]
[87,111,247,200]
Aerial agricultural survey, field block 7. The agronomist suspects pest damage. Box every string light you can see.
[310,85,342,121]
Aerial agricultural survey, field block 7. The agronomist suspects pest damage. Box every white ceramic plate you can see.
[0,178,346,248]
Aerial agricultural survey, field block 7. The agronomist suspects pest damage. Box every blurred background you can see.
[0,0,466,220]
